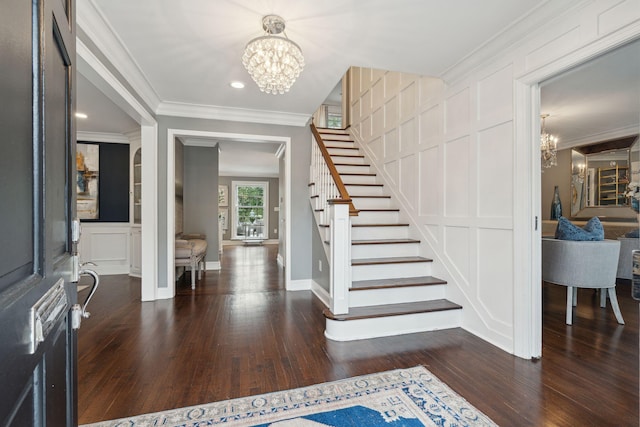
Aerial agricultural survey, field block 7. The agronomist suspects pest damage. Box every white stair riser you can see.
[351,261,431,281]
[351,197,393,210]
[331,155,367,165]
[324,141,356,148]
[351,226,409,240]
[324,310,461,341]
[336,165,371,174]
[319,133,352,140]
[338,174,378,185]
[349,284,446,307]
[327,147,360,156]
[351,210,399,224]
[351,242,419,259]
[345,185,384,196]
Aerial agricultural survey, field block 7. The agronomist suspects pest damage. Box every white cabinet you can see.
[130,147,142,277]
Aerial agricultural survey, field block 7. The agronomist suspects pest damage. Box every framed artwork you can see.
[76,143,100,219]
[218,208,228,230]
[218,184,228,207]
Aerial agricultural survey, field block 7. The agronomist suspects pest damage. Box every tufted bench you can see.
[175,233,207,289]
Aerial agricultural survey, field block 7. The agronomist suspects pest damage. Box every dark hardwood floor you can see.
[78,244,639,426]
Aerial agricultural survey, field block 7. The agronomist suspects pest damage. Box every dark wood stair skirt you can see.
[323,299,462,321]
[351,275,447,291]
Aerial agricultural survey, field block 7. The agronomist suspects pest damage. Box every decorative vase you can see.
[551,185,562,220]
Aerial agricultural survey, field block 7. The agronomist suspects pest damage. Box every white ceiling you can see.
[76,0,640,174]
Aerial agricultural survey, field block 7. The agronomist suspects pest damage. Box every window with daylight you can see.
[232,181,268,240]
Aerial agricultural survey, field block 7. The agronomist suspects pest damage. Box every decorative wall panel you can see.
[444,136,470,217]
[400,154,416,207]
[419,105,441,147]
[400,118,416,152]
[444,226,470,286]
[419,146,439,217]
[477,65,513,123]
[477,123,513,217]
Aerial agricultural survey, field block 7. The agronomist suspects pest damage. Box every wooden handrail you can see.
[310,123,359,216]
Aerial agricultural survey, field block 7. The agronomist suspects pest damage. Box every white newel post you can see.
[329,201,351,315]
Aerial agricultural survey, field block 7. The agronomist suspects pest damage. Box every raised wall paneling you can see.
[399,153,417,207]
[384,96,399,128]
[362,116,372,140]
[384,128,399,157]
[372,107,384,137]
[599,0,639,35]
[361,90,372,118]
[443,226,471,286]
[444,136,470,217]
[444,88,471,137]
[369,136,383,161]
[478,123,513,218]
[477,65,514,124]
[400,81,416,117]
[384,160,399,185]
[420,77,444,105]
[400,118,417,152]
[419,105,441,147]
[371,68,385,84]
[419,146,439,217]
[78,223,131,275]
[384,72,400,96]
[130,226,141,277]
[372,79,385,107]
[477,228,514,337]
[524,27,580,71]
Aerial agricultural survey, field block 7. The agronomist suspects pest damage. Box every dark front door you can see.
[0,0,77,425]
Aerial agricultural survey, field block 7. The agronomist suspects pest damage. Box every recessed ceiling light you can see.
[230,81,245,89]
[75,112,88,119]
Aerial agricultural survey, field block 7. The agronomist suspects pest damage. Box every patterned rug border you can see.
[82,365,498,427]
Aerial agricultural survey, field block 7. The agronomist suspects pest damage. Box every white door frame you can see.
[166,129,291,298]
[513,33,640,359]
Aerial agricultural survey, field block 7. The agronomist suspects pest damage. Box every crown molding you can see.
[78,0,162,111]
[77,131,130,144]
[156,101,311,127]
[558,125,639,150]
[441,0,590,84]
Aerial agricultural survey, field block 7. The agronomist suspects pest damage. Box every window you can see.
[231,181,268,239]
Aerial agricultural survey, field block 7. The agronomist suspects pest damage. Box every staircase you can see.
[311,127,462,341]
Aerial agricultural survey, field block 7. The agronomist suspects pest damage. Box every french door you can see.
[0,0,77,425]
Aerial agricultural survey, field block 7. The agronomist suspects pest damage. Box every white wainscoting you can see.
[78,223,131,275]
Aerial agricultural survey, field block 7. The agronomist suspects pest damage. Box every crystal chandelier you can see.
[242,15,305,95]
[540,114,558,169]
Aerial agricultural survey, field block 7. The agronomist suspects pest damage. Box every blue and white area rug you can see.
[83,366,497,427]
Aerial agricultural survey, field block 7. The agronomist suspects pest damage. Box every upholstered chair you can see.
[542,238,624,325]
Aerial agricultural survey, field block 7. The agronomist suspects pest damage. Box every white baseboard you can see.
[287,278,312,291]
[311,281,331,307]
[223,239,279,246]
[205,261,221,271]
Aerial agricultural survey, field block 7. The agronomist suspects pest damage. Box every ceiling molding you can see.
[78,0,162,111]
[441,0,590,84]
[558,125,640,150]
[156,101,311,127]
[77,131,130,144]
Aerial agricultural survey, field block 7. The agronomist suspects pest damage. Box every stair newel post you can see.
[329,200,351,315]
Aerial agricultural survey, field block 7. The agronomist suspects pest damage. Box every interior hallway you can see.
[78,244,639,426]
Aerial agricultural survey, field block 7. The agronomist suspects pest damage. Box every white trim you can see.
[77,131,129,144]
[167,129,292,296]
[230,181,269,240]
[512,28,640,359]
[205,261,221,271]
[157,101,310,127]
[78,1,162,111]
[277,252,284,267]
[287,279,312,291]
[311,281,331,308]
[558,125,640,150]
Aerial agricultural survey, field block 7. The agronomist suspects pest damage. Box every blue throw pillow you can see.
[625,228,640,238]
[554,216,604,241]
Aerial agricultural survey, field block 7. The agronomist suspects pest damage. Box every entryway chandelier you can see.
[540,114,558,169]
[242,15,305,95]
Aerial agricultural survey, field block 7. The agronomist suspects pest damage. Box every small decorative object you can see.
[550,185,562,220]
[625,182,640,212]
[218,185,228,207]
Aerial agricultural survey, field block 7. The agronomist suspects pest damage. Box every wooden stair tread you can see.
[323,299,461,321]
[351,238,419,245]
[357,208,399,212]
[331,154,365,158]
[326,145,358,150]
[351,276,447,291]
[343,183,383,187]
[339,173,377,176]
[350,195,391,199]
[334,162,370,167]
[351,256,432,266]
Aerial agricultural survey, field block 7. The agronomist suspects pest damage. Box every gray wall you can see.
[175,139,184,235]
[183,145,219,263]
[218,176,279,241]
[156,116,312,287]
[311,214,330,291]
